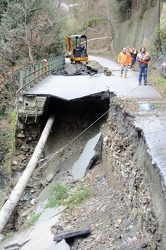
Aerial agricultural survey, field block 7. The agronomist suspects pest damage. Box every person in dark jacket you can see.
[131,47,138,69]
[136,47,151,85]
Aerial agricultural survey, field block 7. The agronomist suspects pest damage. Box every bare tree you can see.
[0,0,66,64]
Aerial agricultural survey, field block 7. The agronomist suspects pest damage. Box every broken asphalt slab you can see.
[72,132,102,180]
[0,206,70,250]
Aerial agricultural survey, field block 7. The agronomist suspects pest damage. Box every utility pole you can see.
[157,0,161,51]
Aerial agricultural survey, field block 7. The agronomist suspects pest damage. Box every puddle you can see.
[139,103,154,110]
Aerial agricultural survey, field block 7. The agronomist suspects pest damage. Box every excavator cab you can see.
[66,34,88,63]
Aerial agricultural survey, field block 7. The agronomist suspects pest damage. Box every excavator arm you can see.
[65,34,73,58]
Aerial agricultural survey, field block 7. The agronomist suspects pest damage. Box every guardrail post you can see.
[19,69,23,94]
[17,55,65,95]
[25,68,29,91]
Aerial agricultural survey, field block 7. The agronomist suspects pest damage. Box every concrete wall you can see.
[112,3,165,55]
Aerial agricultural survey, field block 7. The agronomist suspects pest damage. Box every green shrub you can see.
[80,17,107,31]
[151,102,161,109]
[25,212,42,227]
[68,186,91,206]
[2,231,14,241]
[45,182,91,209]
[2,109,16,173]
[45,183,69,208]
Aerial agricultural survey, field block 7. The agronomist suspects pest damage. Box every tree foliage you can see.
[0,0,66,65]
[64,0,116,45]
[116,0,132,20]
[0,0,68,135]
[80,17,107,31]
[116,0,159,21]
[0,0,8,23]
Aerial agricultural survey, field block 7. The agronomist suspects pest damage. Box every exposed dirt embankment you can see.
[102,100,166,249]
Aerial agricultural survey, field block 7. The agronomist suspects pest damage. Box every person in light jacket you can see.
[136,47,151,85]
[118,48,132,78]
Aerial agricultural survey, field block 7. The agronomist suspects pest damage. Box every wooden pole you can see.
[0,114,55,233]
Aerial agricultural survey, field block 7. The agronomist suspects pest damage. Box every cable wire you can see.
[38,109,109,168]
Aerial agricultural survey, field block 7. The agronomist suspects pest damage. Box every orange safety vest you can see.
[118,52,131,66]
[137,52,150,65]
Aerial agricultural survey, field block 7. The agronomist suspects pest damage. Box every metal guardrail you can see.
[16,55,65,95]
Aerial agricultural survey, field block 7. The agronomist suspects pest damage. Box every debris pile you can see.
[52,63,98,76]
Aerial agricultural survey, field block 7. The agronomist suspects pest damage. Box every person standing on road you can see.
[131,47,138,70]
[42,59,49,77]
[118,47,132,78]
[136,47,151,85]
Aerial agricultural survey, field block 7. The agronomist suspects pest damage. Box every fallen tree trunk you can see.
[0,114,55,234]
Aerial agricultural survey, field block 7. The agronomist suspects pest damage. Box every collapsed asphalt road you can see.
[0,56,166,250]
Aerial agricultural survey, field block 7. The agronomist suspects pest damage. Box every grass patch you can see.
[0,108,17,206]
[155,76,166,88]
[125,98,132,102]
[25,212,42,227]
[45,182,91,209]
[45,183,69,208]
[113,97,122,103]
[113,97,132,103]
[1,231,14,241]
[150,102,161,109]
[68,186,91,206]
[149,69,166,96]
[1,108,17,175]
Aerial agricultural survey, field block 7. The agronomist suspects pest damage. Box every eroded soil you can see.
[51,163,153,250]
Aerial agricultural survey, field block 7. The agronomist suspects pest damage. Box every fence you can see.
[16,55,65,95]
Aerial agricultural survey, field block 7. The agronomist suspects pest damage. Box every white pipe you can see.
[0,114,55,233]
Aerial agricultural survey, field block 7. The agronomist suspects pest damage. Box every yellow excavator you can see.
[65,34,88,63]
